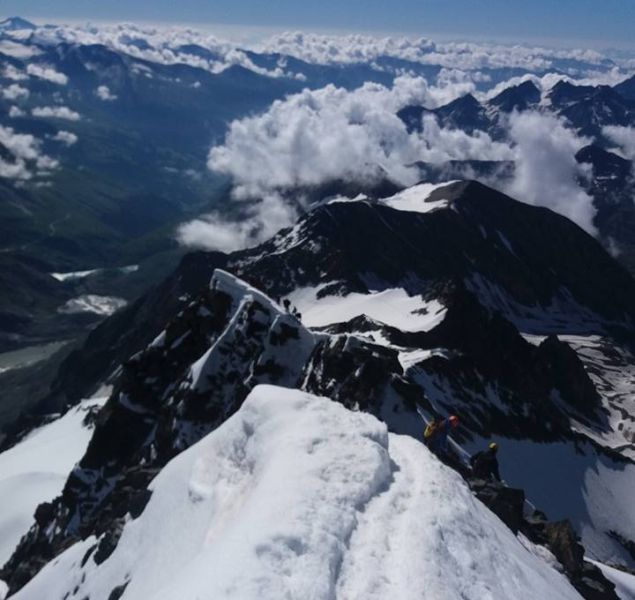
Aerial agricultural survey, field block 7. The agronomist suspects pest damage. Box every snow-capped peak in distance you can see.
[0,17,36,32]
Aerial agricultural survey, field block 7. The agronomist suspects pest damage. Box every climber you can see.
[425,414,460,458]
[423,417,441,447]
[470,442,501,482]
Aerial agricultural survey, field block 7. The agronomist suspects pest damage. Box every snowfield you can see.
[57,294,127,316]
[327,181,457,215]
[0,397,106,565]
[381,181,457,214]
[12,386,582,600]
[287,284,446,332]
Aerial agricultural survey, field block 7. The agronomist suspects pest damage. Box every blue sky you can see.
[5,0,635,48]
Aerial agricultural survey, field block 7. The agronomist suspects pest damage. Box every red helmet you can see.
[448,415,460,427]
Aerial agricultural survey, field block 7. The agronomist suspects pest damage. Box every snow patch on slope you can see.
[57,294,127,316]
[326,181,457,215]
[0,397,106,565]
[287,284,446,332]
[381,181,457,213]
[12,385,581,600]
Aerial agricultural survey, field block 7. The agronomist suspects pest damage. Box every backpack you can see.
[469,451,482,467]
[424,420,439,441]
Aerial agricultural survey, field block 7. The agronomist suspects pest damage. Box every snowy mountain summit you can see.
[8,386,587,600]
[2,180,635,599]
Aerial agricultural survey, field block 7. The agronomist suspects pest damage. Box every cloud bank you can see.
[8,20,631,83]
[26,23,306,80]
[179,77,600,250]
[179,77,516,251]
[505,112,595,234]
[259,32,621,72]
[207,76,511,200]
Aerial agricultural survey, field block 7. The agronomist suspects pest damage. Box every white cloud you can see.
[259,32,616,72]
[0,159,30,180]
[505,111,596,235]
[207,76,511,199]
[52,130,78,146]
[0,125,58,180]
[32,106,81,121]
[177,193,298,252]
[182,79,600,249]
[1,83,29,100]
[177,76,513,251]
[95,85,117,101]
[14,21,632,85]
[29,22,304,80]
[26,63,69,85]
[35,155,59,171]
[0,126,40,162]
[603,126,635,161]
[0,39,41,59]
[8,106,25,118]
[2,64,28,81]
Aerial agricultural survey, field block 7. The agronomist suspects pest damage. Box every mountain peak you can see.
[615,73,635,101]
[439,93,481,110]
[489,80,541,112]
[548,79,596,105]
[0,16,36,31]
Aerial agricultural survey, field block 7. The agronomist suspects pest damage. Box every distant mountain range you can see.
[398,78,635,272]
[0,18,633,352]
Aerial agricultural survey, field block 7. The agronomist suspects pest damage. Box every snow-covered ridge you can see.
[189,269,317,394]
[11,386,582,600]
[212,268,286,313]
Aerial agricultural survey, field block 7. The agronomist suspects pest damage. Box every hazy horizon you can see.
[3,0,635,52]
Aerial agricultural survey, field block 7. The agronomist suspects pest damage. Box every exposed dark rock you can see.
[466,478,618,599]
[107,581,129,600]
[80,544,97,568]
[488,80,541,113]
[608,529,635,564]
[541,521,618,599]
[34,502,55,527]
[93,520,125,565]
[302,335,404,414]
[544,520,586,576]
[536,335,601,416]
[469,478,525,533]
